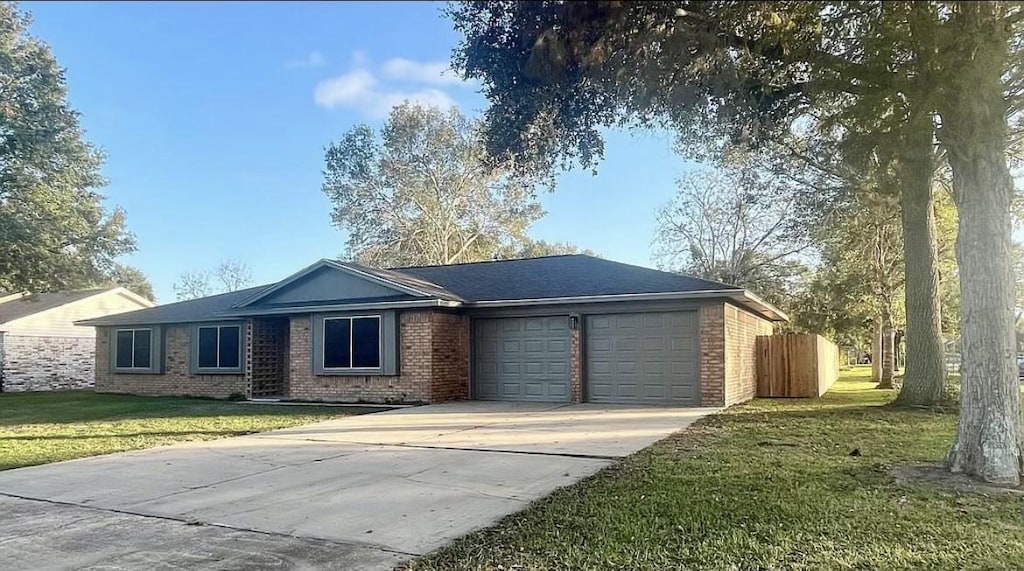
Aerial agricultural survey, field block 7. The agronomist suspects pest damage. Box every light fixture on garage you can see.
[569,315,579,330]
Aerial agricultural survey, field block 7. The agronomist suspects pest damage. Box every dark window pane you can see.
[352,317,381,368]
[219,326,240,368]
[198,327,218,368]
[133,329,151,369]
[323,318,351,368]
[116,330,134,368]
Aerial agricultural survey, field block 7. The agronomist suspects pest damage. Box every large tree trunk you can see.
[896,115,947,405]
[939,2,1022,485]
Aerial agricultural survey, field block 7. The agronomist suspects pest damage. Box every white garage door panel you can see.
[585,311,699,405]
[473,316,571,402]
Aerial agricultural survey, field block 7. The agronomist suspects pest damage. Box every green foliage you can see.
[104,264,156,301]
[0,391,377,471]
[0,3,136,294]
[322,102,546,267]
[412,367,1024,570]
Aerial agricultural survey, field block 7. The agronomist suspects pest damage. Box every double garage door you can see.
[472,312,699,405]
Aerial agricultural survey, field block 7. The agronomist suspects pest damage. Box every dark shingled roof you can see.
[80,285,272,326]
[78,255,746,326]
[393,255,737,301]
[0,289,115,325]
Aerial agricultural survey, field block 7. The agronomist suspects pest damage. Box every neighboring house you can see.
[0,288,155,392]
[78,255,786,407]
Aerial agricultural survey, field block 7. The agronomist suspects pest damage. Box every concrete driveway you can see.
[0,401,715,570]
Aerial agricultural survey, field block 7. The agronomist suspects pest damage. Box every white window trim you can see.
[197,324,241,370]
[114,328,153,370]
[321,315,383,371]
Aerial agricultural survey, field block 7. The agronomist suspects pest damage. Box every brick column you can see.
[569,313,583,403]
[699,304,726,407]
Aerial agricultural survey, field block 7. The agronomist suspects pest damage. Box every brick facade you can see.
[95,325,247,398]
[569,315,583,403]
[723,303,775,406]
[92,302,773,407]
[287,310,470,404]
[699,304,726,406]
[0,335,95,392]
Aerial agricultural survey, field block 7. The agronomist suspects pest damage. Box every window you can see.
[322,316,381,369]
[114,329,152,369]
[197,325,241,370]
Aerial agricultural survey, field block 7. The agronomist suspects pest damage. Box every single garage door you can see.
[586,311,699,405]
[472,316,570,402]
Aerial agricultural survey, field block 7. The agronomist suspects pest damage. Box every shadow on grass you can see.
[0,391,383,427]
[0,430,256,441]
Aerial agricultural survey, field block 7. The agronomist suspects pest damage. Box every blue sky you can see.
[24,1,695,302]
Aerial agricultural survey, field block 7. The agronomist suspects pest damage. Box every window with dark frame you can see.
[197,325,241,369]
[322,316,381,369]
[114,329,152,369]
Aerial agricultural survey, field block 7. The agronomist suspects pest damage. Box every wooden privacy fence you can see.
[756,333,840,398]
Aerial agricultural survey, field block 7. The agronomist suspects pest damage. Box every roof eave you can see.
[465,290,788,322]
[76,298,463,326]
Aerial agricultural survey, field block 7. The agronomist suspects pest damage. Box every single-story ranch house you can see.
[78,255,786,407]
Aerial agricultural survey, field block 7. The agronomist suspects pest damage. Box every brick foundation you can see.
[287,310,470,404]
[95,325,247,398]
[0,334,95,392]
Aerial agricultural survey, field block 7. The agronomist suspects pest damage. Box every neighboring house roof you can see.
[0,289,116,325]
[78,255,788,326]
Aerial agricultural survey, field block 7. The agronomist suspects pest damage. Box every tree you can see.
[214,259,252,293]
[449,1,949,407]
[173,271,212,301]
[496,239,595,259]
[0,3,136,294]
[173,259,252,301]
[654,166,807,305]
[105,264,155,301]
[322,102,545,267]
[449,1,1024,482]
[926,2,1023,485]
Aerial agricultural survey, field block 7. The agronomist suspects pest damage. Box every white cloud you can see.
[314,69,378,109]
[285,51,327,69]
[313,53,469,118]
[380,57,466,86]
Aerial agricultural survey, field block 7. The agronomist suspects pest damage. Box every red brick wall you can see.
[723,303,775,406]
[699,304,726,406]
[287,310,470,404]
[95,325,247,398]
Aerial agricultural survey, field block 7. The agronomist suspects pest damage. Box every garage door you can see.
[472,316,570,402]
[585,312,699,405]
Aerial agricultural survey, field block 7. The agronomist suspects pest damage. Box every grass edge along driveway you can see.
[0,391,381,471]
[410,367,1024,571]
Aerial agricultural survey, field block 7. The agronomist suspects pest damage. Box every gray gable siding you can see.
[247,267,403,306]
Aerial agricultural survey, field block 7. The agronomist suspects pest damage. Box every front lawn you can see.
[0,391,380,471]
[411,367,1024,570]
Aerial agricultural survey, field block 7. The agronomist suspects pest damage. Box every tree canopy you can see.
[322,102,546,267]
[0,3,138,294]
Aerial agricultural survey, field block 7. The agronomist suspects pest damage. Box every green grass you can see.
[0,391,380,471]
[411,367,1024,571]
